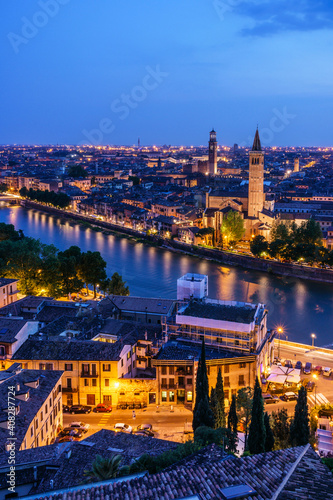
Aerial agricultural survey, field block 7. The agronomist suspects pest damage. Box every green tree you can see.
[83,454,126,482]
[270,221,291,242]
[215,367,226,428]
[250,235,269,257]
[247,378,266,454]
[227,394,238,453]
[1,238,43,295]
[78,251,107,298]
[271,408,291,449]
[210,387,217,427]
[67,164,88,178]
[264,412,275,452]
[58,246,84,297]
[290,386,310,446]
[193,339,214,432]
[194,426,231,450]
[268,238,288,259]
[221,211,245,246]
[236,386,253,450]
[102,272,130,296]
[0,222,23,241]
[296,218,323,246]
[0,183,8,193]
[129,175,140,186]
[39,244,62,297]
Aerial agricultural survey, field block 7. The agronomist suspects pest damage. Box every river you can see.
[1,205,333,346]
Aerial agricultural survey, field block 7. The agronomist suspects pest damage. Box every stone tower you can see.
[294,157,300,172]
[208,129,217,175]
[248,128,264,218]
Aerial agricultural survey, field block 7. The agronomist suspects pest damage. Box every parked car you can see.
[69,421,90,433]
[323,367,332,377]
[69,405,92,414]
[62,405,70,413]
[314,365,323,375]
[56,436,77,443]
[262,393,280,404]
[305,381,315,392]
[295,361,302,370]
[280,392,298,402]
[134,429,154,437]
[303,362,312,374]
[136,423,153,431]
[114,423,132,433]
[59,428,83,439]
[284,360,293,368]
[93,403,112,413]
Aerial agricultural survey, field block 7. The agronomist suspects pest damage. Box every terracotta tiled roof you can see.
[26,444,333,500]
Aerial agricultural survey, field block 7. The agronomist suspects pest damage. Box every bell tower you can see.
[208,129,217,175]
[248,128,264,218]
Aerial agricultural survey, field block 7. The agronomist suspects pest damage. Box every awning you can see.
[267,365,301,384]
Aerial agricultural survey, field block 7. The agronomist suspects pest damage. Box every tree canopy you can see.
[221,211,245,246]
[20,187,70,209]
[193,339,214,432]
[0,222,129,299]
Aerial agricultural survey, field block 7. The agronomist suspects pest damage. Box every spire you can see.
[252,127,261,151]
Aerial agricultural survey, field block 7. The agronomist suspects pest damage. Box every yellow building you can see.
[12,339,157,408]
[153,340,256,407]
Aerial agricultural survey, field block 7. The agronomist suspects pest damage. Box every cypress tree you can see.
[264,412,275,452]
[227,394,238,453]
[290,386,310,446]
[193,339,214,432]
[248,377,266,454]
[210,387,217,427]
[215,367,226,428]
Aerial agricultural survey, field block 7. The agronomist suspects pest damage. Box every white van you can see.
[323,367,332,377]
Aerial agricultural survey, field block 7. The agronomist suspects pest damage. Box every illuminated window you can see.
[169,391,175,402]
[161,391,167,402]
[187,391,193,402]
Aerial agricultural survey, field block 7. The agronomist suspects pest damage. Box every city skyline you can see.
[2,1,333,146]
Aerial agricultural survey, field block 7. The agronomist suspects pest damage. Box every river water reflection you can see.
[1,206,333,345]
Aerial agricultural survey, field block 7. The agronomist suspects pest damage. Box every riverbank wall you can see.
[20,199,333,284]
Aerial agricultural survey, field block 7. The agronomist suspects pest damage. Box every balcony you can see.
[80,372,98,378]
[62,387,78,393]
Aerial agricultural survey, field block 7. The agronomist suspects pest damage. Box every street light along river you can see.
[1,205,333,345]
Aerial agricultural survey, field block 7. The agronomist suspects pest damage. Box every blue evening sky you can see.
[1,0,333,146]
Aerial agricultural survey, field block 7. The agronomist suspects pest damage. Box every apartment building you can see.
[0,278,19,308]
[153,339,256,407]
[12,339,157,408]
[0,318,39,368]
[0,363,63,450]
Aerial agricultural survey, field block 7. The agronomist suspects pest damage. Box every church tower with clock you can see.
[208,129,218,175]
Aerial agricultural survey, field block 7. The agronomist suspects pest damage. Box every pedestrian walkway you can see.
[308,393,330,406]
[97,413,112,426]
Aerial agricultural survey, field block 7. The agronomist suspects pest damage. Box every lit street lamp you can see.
[311,333,316,348]
[277,327,283,360]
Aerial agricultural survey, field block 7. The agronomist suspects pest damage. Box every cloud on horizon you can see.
[233,0,333,36]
